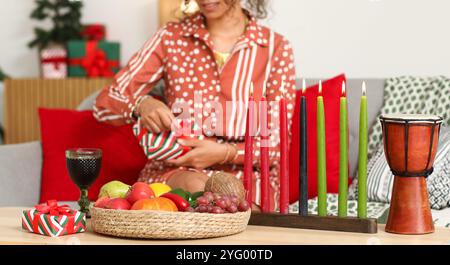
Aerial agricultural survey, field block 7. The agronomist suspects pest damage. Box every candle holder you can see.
[249,212,378,234]
[247,80,377,234]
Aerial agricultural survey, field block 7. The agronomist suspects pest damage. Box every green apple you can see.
[98,181,130,199]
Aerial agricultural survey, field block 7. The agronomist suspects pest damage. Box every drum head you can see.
[380,114,443,124]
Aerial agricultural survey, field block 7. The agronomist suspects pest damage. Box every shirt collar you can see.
[181,10,270,48]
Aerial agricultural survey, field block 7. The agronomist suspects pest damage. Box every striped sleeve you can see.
[93,27,168,125]
[234,36,297,167]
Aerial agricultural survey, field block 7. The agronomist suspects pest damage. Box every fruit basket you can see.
[90,207,251,239]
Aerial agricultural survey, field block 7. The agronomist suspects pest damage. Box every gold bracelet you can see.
[229,143,239,163]
[220,144,231,165]
[132,95,151,119]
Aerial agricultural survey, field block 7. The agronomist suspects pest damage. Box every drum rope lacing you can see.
[380,117,442,178]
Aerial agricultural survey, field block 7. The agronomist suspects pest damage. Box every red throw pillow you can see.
[289,74,352,203]
[39,108,148,203]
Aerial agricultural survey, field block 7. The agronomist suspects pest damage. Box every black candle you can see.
[299,79,308,216]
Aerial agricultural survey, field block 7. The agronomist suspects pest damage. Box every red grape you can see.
[223,196,232,207]
[196,196,208,205]
[185,207,195,212]
[230,196,239,205]
[206,205,214,213]
[238,201,250,212]
[215,199,227,209]
[213,194,222,201]
[203,192,214,202]
[211,206,225,214]
[227,204,238,213]
[196,205,208,213]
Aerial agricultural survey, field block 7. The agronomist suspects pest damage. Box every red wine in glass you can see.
[66,148,102,216]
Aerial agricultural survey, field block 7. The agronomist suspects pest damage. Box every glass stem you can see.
[78,188,90,215]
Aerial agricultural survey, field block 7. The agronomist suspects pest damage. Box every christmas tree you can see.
[0,68,9,81]
[28,0,83,49]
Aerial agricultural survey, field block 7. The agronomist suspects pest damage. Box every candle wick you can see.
[319,80,323,95]
[342,81,346,96]
[302,79,307,94]
[362,81,367,96]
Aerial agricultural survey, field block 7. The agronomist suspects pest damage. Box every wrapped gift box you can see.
[67,40,120,78]
[81,24,106,41]
[21,200,86,237]
[133,119,204,161]
[40,45,67,79]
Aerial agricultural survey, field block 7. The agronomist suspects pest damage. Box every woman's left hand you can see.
[167,138,231,170]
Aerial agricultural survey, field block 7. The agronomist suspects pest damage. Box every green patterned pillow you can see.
[367,76,450,158]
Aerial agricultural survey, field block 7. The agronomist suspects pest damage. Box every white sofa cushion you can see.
[0,141,42,206]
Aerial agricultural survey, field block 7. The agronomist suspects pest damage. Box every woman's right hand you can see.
[136,96,177,133]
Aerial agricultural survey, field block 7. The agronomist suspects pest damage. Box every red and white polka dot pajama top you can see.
[94,12,297,210]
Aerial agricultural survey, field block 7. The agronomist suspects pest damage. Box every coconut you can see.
[204,172,245,201]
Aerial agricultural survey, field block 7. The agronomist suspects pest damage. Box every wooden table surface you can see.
[2,207,449,245]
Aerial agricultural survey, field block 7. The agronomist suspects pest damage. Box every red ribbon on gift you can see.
[69,41,119,77]
[33,200,75,235]
[41,57,67,70]
[81,24,106,41]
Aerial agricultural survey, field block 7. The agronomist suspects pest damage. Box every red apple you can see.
[104,198,131,210]
[94,196,112,208]
[125,182,155,205]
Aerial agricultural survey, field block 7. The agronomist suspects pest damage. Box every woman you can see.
[94,0,296,211]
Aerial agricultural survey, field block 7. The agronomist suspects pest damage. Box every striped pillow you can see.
[349,126,450,210]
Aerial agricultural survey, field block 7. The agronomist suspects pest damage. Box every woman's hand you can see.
[167,139,236,170]
[136,96,177,133]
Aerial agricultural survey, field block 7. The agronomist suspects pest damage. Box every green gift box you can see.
[67,40,120,77]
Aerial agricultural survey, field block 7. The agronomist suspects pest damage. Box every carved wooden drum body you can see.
[380,114,443,234]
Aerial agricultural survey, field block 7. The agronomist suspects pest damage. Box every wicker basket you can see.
[90,207,251,239]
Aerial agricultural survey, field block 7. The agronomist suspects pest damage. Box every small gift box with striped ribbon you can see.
[21,200,86,237]
[133,119,204,161]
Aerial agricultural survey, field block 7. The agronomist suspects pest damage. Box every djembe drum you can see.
[380,114,443,234]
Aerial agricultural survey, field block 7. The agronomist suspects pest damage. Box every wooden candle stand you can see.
[249,212,378,234]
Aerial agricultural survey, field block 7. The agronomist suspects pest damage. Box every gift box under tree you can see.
[40,44,68,79]
[67,40,120,78]
[21,200,86,237]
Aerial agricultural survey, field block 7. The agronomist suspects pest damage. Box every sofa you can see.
[0,78,385,206]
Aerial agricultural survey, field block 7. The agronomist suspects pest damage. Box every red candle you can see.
[279,82,289,214]
[260,84,270,213]
[244,84,255,205]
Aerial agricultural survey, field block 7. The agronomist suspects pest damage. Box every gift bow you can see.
[82,25,105,41]
[35,200,72,216]
[69,41,119,77]
[33,200,77,235]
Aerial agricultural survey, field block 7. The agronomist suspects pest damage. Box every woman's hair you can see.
[178,0,269,20]
[239,0,269,19]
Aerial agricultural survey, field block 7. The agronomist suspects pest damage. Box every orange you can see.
[131,197,178,212]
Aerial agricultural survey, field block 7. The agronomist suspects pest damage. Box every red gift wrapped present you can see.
[21,200,86,237]
[81,24,106,41]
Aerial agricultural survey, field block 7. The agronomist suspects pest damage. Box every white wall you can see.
[1,0,449,78]
[263,0,450,78]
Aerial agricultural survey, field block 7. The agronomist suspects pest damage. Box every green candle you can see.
[338,81,348,217]
[317,81,327,217]
[358,82,368,218]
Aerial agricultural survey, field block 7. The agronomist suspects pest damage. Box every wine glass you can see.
[65,148,102,217]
